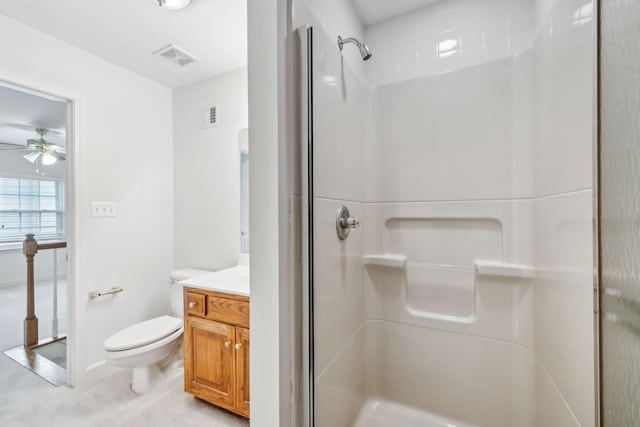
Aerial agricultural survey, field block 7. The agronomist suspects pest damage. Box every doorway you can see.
[0,80,73,386]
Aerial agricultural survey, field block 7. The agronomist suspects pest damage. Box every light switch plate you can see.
[92,201,117,217]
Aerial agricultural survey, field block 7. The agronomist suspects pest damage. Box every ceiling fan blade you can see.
[0,147,28,152]
[5,123,64,135]
[51,145,66,154]
[0,142,28,151]
[49,150,65,161]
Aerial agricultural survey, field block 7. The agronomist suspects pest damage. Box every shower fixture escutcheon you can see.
[336,205,360,240]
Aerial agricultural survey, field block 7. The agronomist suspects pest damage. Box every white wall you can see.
[0,249,65,289]
[173,68,248,271]
[294,0,365,78]
[364,0,534,86]
[248,0,292,425]
[531,0,594,425]
[0,14,174,370]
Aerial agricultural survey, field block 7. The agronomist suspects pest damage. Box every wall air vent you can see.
[201,105,219,128]
[152,44,199,67]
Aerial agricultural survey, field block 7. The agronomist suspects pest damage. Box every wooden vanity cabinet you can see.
[184,288,250,418]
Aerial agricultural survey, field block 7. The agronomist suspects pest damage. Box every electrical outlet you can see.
[91,201,117,217]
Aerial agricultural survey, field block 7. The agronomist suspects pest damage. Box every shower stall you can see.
[298,0,595,426]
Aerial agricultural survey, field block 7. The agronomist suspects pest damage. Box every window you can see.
[0,177,64,243]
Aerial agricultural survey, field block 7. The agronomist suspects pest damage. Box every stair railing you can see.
[23,233,67,348]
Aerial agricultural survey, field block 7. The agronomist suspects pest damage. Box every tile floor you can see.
[0,354,249,427]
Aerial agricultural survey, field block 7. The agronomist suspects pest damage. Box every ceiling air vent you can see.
[201,105,219,128]
[153,44,199,67]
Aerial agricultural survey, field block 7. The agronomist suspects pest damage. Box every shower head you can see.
[359,43,372,61]
[337,35,372,61]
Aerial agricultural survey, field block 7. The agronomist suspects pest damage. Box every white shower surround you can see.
[307,0,594,425]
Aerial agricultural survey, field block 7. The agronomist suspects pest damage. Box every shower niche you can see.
[363,214,534,326]
[365,217,503,322]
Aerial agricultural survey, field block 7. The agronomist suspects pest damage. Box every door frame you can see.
[0,71,87,387]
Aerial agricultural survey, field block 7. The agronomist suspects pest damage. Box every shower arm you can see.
[338,36,361,50]
[337,35,372,61]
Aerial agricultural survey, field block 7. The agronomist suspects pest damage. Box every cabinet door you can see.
[184,317,235,408]
[235,327,250,417]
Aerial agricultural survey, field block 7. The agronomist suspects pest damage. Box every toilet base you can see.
[131,363,162,394]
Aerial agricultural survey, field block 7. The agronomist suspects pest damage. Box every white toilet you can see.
[104,268,210,394]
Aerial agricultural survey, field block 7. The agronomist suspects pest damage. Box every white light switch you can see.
[92,201,117,217]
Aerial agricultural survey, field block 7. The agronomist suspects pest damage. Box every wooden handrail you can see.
[23,234,67,348]
[37,241,67,251]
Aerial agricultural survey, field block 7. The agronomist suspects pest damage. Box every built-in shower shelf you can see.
[363,254,408,268]
[473,260,534,279]
[363,255,533,278]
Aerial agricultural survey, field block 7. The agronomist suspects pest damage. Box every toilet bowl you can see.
[103,269,210,393]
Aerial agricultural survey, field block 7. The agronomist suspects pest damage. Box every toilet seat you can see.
[105,315,182,352]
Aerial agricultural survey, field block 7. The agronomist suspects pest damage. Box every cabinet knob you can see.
[235,343,242,350]
[224,340,232,348]
[188,301,196,308]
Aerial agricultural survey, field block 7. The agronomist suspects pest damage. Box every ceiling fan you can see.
[0,128,66,165]
[24,128,66,165]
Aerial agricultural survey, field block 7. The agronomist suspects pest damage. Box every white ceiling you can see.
[351,0,444,26]
[0,0,247,88]
[0,84,66,148]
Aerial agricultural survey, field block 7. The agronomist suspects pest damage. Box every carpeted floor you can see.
[0,354,249,427]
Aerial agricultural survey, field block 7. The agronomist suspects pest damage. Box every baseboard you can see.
[85,360,106,372]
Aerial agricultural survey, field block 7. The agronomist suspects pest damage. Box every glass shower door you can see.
[599,0,640,425]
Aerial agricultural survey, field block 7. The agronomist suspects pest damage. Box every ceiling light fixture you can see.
[155,0,192,10]
[42,152,58,166]
[23,151,40,164]
[22,128,66,166]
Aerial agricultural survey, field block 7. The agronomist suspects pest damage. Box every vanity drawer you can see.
[207,295,249,328]
[185,292,206,316]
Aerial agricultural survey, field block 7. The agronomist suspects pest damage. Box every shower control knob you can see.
[336,206,361,240]
[342,217,360,229]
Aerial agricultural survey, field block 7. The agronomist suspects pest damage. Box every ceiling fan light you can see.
[42,152,57,166]
[24,151,40,163]
[156,0,192,10]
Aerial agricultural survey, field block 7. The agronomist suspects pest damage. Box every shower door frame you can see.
[299,25,315,427]
[594,0,602,424]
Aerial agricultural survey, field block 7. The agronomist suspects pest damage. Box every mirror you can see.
[239,128,249,254]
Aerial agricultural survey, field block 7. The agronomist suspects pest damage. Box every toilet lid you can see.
[104,315,183,351]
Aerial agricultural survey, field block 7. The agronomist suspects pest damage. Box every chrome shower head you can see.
[359,43,372,61]
[337,35,372,61]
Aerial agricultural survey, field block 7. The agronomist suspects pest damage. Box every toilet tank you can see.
[169,269,211,317]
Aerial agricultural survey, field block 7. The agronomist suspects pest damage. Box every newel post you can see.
[23,233,39,347]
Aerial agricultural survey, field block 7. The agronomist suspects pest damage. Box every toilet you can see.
[103,268,210,394]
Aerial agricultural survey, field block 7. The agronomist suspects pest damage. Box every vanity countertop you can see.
[180,265,250,297]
